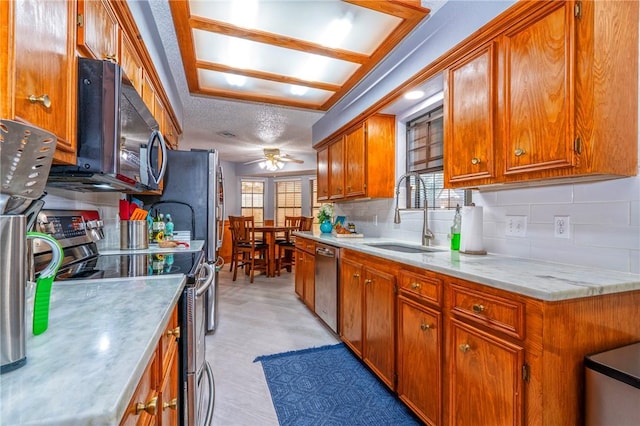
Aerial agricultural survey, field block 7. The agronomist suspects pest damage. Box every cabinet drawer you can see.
[295,238,315,253]
[398,270,442,307]
[160,307,179,376]
[449,284,525,339]
[120,351,158,426]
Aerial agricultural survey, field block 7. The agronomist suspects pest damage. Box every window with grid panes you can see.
[406,105,470,209]
[311,178,321,222]
[240,180,264,225]
[275,180,302,225]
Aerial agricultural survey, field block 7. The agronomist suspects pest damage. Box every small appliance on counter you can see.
[1,119,59,373]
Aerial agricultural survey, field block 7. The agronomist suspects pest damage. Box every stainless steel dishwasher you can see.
[314,243,339,333]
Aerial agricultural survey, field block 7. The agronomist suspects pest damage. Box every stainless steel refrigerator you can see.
[139,149,224,333]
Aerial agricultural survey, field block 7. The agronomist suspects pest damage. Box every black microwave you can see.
[47,58,167,192]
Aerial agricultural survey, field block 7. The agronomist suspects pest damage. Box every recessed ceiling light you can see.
[404,90,425,100]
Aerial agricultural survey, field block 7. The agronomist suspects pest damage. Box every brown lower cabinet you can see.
[327,248,640,425]
[294,236,315,309]
[120,305,179,426]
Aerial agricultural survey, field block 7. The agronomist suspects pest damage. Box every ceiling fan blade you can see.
[243,158,265,165]
[278,154,304,164]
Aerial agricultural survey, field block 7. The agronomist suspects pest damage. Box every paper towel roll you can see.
[460,205,485,254]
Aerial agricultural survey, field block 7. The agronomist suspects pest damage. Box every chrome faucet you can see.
[394,172,435,246]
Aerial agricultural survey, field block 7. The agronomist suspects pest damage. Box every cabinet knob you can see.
[28,94,51,108]
[459,343,471,353]
[410,282,421,290]
[420,323,433,331]
[135,396,158,416]
[514,148,526,157]
[471,157,480,165]
[166,326,180,338]
[472,304,485,314]
[353,273,360,278]
[163,398,178,411]
[364,279,372,285]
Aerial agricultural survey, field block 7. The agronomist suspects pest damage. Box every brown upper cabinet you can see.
[121,32,143,94]
[7,0,77,165]
[445,0,638,188]
[317,114,395,202]
[77,0,120,63]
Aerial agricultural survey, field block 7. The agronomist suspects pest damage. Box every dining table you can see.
[254,225,299,277]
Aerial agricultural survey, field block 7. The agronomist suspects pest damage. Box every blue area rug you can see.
[254,343,420,426]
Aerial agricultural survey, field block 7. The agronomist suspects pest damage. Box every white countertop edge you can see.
[296,232,640,301]
[98,240,205,255]
[1,275,187,425]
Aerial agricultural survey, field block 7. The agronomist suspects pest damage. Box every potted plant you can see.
[317,204,334,233]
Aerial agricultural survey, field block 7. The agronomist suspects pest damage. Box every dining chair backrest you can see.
[300,216,313,231]
[284,216,303,229]
[229,215,258,246]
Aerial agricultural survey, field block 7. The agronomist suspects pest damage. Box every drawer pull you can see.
[166,326,180,338]
[364,279,373,285]
[28,94,51,108]
[420,323,433,331]
[471,157,480,165]
[459,343,471,353]
[514,148,526,157]
[472,304,485,314]
[163,398,178,410]
[135,396,158,416]
[353,273,360,278]
[410,282,421,290]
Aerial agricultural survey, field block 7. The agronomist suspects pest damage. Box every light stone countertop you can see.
[0,275,186,425]
[298,232,640,301]
[98,239,205,255]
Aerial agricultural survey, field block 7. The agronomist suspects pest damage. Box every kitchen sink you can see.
[363,243,445,254]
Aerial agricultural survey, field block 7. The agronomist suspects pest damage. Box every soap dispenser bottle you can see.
[451,204,461,250]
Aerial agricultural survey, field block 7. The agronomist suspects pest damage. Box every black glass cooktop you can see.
[55,251,204,282]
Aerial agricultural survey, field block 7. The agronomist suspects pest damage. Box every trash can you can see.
[584,342,640,426]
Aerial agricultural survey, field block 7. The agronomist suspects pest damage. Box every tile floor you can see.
[206,267,339,425]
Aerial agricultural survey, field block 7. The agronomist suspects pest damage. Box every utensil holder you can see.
[120,220,149,250]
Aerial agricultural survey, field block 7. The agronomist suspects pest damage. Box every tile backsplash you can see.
[336,175,640,274]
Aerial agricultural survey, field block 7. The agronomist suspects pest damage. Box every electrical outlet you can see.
[505,215,527,237]
[554,216,570,238]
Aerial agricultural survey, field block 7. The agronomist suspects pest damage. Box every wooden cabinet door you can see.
[160,347,179,426]
[13,0,76,164]
[448,318,524,426]
[397,297,441,425]
[445,44,496,186]
[344,124,366,198]
[363,266,396,389]
[121,33,143,94]
[316,146,329,201]
[340,257,363,357]
[294,249,304,298]
[77,0,119,62]
[328,137,345,200]
[302,252,315,309]
[502,2,575,176]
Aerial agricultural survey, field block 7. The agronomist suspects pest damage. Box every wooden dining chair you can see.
[229,215,269,283]
[276,216,306,275]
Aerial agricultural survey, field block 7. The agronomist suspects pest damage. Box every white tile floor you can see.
[206,267,339,425]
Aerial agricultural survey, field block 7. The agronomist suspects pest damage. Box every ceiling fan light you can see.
[258,161,267,169]
[276,161,285,169]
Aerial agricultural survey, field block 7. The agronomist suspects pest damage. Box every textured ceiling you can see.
[146,0,448,165]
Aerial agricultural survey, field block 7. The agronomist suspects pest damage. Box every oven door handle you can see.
[196,263,215,297]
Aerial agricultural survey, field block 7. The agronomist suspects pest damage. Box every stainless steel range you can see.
[32,209,214,425]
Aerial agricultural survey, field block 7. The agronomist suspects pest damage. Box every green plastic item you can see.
[26,232,63,336]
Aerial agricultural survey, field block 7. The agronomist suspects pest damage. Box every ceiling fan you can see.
[244,148,304,171]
